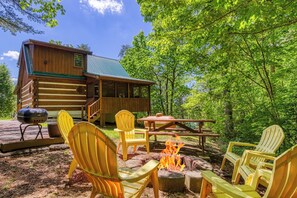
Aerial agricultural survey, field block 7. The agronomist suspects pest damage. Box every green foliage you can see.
[0,0,65,35]
[130,0,297,149]
[77,43,91,51]
[49,40,91,51]
[0,64,15,118]
[118,44,132,58]
[120,31,191,116]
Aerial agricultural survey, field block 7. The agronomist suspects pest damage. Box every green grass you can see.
[99,125,119,140]
[41,123,48,127]
[0,117,14,120]
[97,125,203,145]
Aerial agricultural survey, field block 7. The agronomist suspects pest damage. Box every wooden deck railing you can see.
[88,98,100,122]
[81,98,95,119]
[101,97,150,113]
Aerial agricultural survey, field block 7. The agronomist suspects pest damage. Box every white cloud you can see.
[11,78,18,85]
[0,57,3,60]
[3,50,19,60]
[80,0,123,14]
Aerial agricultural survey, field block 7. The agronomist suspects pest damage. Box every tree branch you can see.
[229,18,297,35]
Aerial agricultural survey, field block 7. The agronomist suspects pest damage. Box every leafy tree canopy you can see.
[129,0,297,149]
[0,0,65,35]
[0,64,15,118]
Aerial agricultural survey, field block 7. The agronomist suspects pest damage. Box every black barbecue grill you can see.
[17,108,48,141]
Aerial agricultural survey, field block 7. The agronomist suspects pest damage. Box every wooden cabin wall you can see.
[20,80,34,108]
[18,54,33,110]
[32,45,86,76]
[34,77,86,118]
[20,55,31,86]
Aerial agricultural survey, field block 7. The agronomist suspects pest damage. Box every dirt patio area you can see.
[0,120,232,198]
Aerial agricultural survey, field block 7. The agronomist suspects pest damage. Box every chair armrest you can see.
[201,171,255,198]
[134,128,149,140]
[227,142,257,152]
[242,150,275,166]
[114,128,147,134]
[247,168,272,189]
[256,161,273,170]
[114,128,123,133]
[119,160,159,182]
[114,128,127,142]
[134,128,148,134]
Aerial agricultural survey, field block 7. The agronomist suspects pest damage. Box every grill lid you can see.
[17,108,48,124]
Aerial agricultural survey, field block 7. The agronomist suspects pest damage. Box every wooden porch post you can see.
[148,85,151,116]
[128,83,130,98]
[99,79,105,126]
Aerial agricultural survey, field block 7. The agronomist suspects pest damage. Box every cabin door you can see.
[86,82,99,99]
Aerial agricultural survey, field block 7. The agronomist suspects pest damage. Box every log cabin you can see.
[14,39,154,126]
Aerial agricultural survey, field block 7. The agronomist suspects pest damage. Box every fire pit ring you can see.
[17,108,48,141]
[158,170,185,192]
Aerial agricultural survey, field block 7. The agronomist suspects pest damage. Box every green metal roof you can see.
[87,55,130,77]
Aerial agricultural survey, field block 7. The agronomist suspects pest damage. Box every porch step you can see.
[90,113,100,123]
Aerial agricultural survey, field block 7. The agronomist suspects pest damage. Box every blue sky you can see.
[0,0,151,80]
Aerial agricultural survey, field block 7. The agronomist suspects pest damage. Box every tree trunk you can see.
[224,89,235,139]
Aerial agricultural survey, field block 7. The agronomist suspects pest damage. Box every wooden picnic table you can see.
[138,117,215,132]
[137,117,218,154]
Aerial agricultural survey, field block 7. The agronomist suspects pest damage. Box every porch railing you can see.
[88,98,100,122]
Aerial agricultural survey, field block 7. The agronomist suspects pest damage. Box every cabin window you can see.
[117,83,128,98]
[130,85,149,98]
[141,86,149,98]
[74,53,83,68]
[133,86,140,98]
[94,86,99,97]
[102,81,115,97]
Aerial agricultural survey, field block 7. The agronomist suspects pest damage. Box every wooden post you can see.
[148,85,151,115]
[128,83,130,98]
[99,79,104,126]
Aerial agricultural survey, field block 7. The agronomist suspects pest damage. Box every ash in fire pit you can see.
[17,108,48,141]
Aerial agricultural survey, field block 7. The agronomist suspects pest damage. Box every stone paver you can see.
[0,120,50,144]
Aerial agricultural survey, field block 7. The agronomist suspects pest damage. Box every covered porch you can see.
[84,73,154,126]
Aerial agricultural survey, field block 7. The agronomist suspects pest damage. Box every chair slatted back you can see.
[265,145,297,197]
[68,122,124,197]
[57,110,74,145]
[115,110,135,139]
[253,125,284,163]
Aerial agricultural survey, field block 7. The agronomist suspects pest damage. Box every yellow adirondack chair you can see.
[200,144,297,198]
[220,125,284,182]
[68,122,160,198]
[236,151,275,189]
[57,110,78,178]
[115,110,150,161]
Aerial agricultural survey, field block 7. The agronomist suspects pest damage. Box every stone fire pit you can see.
[158,169,185,192]
[123,152,213,193]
